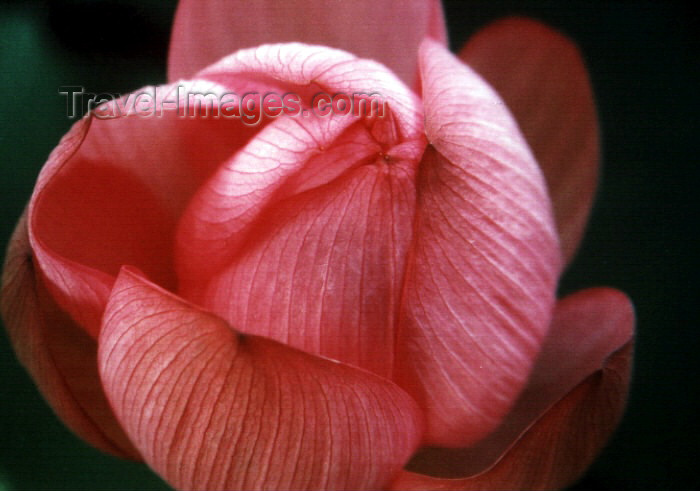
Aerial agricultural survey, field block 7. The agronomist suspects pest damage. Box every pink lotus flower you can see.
[1,1,634,489]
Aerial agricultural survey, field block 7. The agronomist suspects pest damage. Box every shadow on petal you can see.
[98,267,424,491]
[1,211,139,458]
[460,17,599,264]
[396,288,635,491]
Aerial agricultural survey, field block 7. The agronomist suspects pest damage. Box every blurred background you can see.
[0,1,697,489]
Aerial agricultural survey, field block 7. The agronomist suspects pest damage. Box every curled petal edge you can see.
[393,288,635,490]
[394,38,561,447]
[1,210,138,458]
[98,267,424,491]
[460,17,600,264]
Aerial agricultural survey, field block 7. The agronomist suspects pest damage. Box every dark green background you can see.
[1,1,696,489]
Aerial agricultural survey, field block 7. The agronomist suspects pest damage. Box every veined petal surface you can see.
[98,268,424,491]
[460,18,599,263]
[395,40,561,447]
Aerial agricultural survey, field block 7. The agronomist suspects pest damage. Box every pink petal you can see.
[98,268,424,491]
[175,112,369,287]
[174,43,427,378]
[195,43,424,138]
[174,43,424,287]
[179,107,425,377]
[460,18,599,264]
[0,211,138,458]
[405,287,635,479]
[391,288,634,490]
[167,0,447,86]
[28,82,259,337]
[27,116,112,338]
[394,40,561,447]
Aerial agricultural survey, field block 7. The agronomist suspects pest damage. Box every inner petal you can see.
[192,133,423,378]
[173,44,427,376]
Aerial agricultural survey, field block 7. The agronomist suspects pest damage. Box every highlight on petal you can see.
[460,17,599,263]
[196,43,424,138]
[173,43,427,378]
[404,287,635,479]
[0,211,137,458]
[26,115,112,338]
[98,268,424,491]
[28,81,259,337]
[168,0,447,86]
[394,39,561,448]
[175,112,367,286]
[175,43,425,274]
[392,288,634,491]
[194,138,420,378]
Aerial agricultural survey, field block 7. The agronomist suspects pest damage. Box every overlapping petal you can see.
[27,82,259,337]
[0,211,137,458]
[98,268,424,491]
[460,18,599,263]
[194,43,424,138]
[175,112,372,287]
[168,0,447,86]
[394,40,561,447]
[174,43,427,377]
[195,132,421,378]
[392,288,634,490]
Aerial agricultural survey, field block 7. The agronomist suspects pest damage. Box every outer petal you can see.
[98,268,424,491]
[460,18,599,263]
[167,0,447,86]
[28,82,259,337]
[395,40,561,447]
[27,115,112,338]
[404,288,635,479]
[0,211,137,458]
[391,289,634,490]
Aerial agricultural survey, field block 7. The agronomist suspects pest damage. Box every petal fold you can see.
[395,40,561,447]
[173,43,427,378]
[168,0,447,86]
[1,211,137,458]
[195,43,424,138]
[27,116,112,338]
[175,112,370,286]
[98,268,424,491]
[460,18,599,263]
[194,142,419,378]
[28,82,259,337]
[391,288,634,490]
[405,288,634,479]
